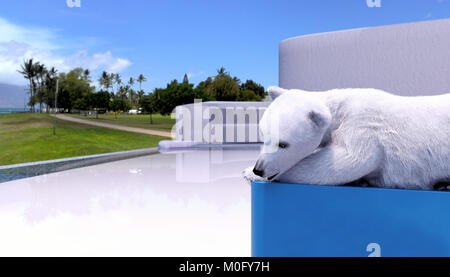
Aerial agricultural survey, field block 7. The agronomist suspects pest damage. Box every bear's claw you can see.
[242,166,268,184]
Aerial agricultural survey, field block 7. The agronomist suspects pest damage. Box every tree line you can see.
[18,60,267,122]
[18,59,58,113]
[18,59,147,115]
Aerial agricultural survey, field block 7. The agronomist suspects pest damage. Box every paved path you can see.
[53,114,172,138]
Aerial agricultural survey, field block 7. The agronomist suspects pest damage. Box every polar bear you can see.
[243,86,450,190]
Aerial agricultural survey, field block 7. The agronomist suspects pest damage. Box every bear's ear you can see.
[267,86,287,100]
[308,110,331,129]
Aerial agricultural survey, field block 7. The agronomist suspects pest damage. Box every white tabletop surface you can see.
[0,148,259,257]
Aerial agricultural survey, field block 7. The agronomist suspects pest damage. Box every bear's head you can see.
[253,86,331,181]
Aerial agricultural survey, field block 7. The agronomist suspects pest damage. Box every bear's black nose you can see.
[253,167,264,177]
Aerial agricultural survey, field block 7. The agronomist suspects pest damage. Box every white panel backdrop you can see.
[279,18,450,96]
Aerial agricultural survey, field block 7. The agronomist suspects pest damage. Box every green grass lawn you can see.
[67,113,175,132]
[0,113,169,166]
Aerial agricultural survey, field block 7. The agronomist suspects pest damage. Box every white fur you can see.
[243,87,450,190]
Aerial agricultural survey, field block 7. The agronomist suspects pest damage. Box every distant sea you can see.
[0,108,27,114]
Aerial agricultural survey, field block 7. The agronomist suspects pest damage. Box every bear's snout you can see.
[253,159,265,177]
[253,167,264,177]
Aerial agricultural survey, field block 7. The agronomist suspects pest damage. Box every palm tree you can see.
[114,73,122,95]
[216,67,228,77]
[137,74,147,91]
[106,74,113,93]
[98,71,109,91]
[118,85,128,101]
[233,76,241,85]
[83,69,91,82]
[129,88,136,107]
[109,73,116,94]
[128,77,135,87]
[137,90,145,104]
[34,62,47,113]
[31,79,37,112]
[127,77,135,107]
[18,59,36,112]
[99,71,113,92]
[45,67,58,114]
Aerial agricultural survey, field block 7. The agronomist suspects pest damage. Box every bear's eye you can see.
[278,142,289,149]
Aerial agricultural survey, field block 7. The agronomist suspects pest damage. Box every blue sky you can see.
[1,0,449,91]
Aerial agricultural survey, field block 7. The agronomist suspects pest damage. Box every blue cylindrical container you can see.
[252,181,450,257]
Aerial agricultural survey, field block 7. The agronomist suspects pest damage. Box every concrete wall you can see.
[279,18,450,96]
[174,101,269,144]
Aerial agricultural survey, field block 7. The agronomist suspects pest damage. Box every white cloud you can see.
[0,18,131,86]
[60,50,132,73]
[0,18,58,51]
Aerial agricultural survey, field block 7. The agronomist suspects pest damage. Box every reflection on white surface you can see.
[0,149,259,257]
